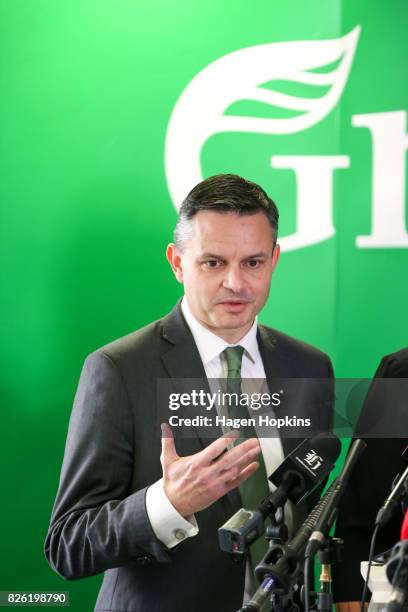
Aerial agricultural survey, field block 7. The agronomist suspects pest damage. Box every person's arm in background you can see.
[333,349,408,608]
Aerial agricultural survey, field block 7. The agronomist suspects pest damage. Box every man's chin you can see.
[211,310,254,331]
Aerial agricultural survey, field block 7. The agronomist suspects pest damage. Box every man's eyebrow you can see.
[243,252,269,259]
[198,252,226,259]
[198,251,270,260]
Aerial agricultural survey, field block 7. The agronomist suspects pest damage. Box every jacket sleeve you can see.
[44,351,172,580]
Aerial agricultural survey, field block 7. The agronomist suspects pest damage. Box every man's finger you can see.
[196,429,241,465]
[215,442,261,477]
[160,422,178,466]
[213,438,260,472]
[225,461,260,491]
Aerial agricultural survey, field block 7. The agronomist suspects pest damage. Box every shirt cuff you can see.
[145,478,199,548]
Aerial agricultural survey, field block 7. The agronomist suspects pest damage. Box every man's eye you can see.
[246,260,262,269]
[203,260,222,269]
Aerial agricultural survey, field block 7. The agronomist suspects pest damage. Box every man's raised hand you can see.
[160,422,261,517]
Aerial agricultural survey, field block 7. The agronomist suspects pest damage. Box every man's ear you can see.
[166,243,184,283]
[271,243,280,272]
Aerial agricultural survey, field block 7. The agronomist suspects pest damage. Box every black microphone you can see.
[305,438,367,558]
[219,434,341,557]
[282,441,366,557]
[244,439,366,610]
[376,465,408,528]
[242,481,340,611]
[268,433,341,506]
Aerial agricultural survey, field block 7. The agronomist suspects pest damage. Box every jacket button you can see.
[136,555,153,565]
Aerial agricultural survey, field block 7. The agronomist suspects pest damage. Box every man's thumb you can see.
[160,422,178,466]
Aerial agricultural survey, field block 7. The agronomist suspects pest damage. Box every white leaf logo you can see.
[165,27,360,209]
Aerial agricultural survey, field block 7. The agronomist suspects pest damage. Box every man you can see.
[45,174,333,611]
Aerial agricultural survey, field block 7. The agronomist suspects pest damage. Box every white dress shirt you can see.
[146,297,288,549]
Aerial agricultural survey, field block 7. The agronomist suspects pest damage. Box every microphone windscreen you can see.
[310,433,341,463]
[268,434,341,504]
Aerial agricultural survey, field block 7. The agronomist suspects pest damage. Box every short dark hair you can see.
[174,174,279,249]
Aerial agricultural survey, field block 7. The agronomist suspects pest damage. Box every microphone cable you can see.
[304,554,313,612]
[360,522,380,612]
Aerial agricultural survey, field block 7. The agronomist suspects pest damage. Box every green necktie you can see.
[223,346,270,571]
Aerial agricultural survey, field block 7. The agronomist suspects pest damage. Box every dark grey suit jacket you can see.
[45,302,333,612]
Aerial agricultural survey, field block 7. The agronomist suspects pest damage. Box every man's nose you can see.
[222,266,245,293]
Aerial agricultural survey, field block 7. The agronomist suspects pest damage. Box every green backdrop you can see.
[1,0,407,608]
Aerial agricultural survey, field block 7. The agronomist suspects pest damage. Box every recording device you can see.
[241,439,366,611]
[376,465,408,528]
[268,434,341,504]
[219,434,341,558]
[241,481,339,611]
[305,438,367,558]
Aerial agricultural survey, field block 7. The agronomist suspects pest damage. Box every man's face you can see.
[167,211,280,343]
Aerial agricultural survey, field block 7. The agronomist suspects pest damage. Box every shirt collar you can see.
[181,297,258,366]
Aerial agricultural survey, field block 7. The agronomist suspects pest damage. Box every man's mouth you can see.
[218,297,252,304]
[217,299,252,312]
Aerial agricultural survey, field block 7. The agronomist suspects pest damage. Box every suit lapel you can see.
[257,324,302,458]
[160,303,224,444]
[159,303,241,512]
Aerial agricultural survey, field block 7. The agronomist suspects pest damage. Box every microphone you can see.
[376,465,408,528]
[243,439,366,611]
[219,434,341,557]
[268,433,341,505]
[305,438,367,558]
[242,481,339,611]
